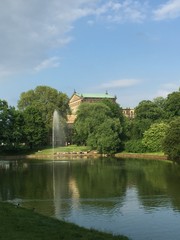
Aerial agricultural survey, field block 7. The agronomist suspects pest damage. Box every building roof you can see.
[76,93,115,99]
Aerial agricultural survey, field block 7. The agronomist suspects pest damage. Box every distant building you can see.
[123,108,135,119]
[67,91,116,124]
[67,91,135,124]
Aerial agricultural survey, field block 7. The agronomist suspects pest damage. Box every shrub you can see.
[125,139,148,153]
[163,117,180,162]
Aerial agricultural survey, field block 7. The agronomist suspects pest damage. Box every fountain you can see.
[52,110,66,155]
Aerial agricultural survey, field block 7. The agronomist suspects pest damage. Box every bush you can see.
[142,122,168,152]
[163,117,180,162]
[125,139,148,153]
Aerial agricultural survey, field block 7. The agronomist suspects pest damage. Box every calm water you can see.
[1,157,180,240]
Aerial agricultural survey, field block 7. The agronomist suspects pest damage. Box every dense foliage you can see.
[73,101,125,154]
[18,86,69,141]
[142,122,169,152]
[0,85,179,159]
[163,117,180,161]
[23,106,48,149]
[0,86,70,152]
[125,89,180,159]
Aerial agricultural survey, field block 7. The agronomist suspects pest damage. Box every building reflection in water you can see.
[52,161,80,219]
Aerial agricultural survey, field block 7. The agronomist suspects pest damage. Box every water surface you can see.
[0,158,180,240]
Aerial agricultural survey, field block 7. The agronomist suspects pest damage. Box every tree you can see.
[153,96,166,109]
[164,90,180,118]
[126,118,152,140]
[163,117,180,161]
[73,102,124,153]
[18,86,70,143]
[0,100,24,151]
[18,85,69,125]
[23,106,48,149]
[73,102,111,145]
[5,108,25,149]
[0,100,9,146]
[135,100,164,121]
[101,99,124,122]
[87,118,122,154]
[126,100,165,141]
[142,122,169,152]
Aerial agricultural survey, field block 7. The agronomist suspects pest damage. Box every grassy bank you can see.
[115,151,168,160]
[0,202,128,240]
[35,145,91,155]
[0,145,168,161]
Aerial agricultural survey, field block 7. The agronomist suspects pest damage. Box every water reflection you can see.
[1,158,180,239]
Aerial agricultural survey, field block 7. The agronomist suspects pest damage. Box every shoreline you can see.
[0,201,128,240]
[0,152,168,161]
[115,152,168,160]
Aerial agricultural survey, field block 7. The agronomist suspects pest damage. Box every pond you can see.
[0,157,180,240]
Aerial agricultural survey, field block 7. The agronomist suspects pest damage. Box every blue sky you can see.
[0,0,179,108]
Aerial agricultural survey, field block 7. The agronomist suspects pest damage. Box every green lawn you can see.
[0,202,128,240]
[119,151,165,156]
[35,145,91,155]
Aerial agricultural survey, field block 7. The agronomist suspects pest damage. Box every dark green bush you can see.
[163,117,180,162]
[125,139,148,153]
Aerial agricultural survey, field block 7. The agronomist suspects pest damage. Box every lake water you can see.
[1,157,180,240]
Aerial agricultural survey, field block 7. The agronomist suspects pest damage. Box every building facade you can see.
[67,92,116,124]
[67,91,135,124]
[123,108,135,119]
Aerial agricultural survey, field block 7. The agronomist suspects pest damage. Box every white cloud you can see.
[0,0,149,77]
[94,0,147,23]
[0,0,97,75]
[100,79,141,89]
[0,0,170,77]
[153,0,180,20]
[34,57,61,72]
[156,83,179,97]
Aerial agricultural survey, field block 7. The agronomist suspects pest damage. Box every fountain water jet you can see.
[52,110,66,155]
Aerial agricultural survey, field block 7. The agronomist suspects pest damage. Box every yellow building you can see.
[123,108,135,119]
[67,91,116,124]
[67,91,135,125]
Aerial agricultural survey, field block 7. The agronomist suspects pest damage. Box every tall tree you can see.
[18,85,69,125]
[135,100,164,121]
[164,90,180,118]
[142,122,169,152]
[74,102,111,145]
[163,117,180,161]
[23,106,48,149]
[87,118,122,154]
[127,100,165,141]
[0,100,10,146]
[18,86,70,143]
[0,100,24,150]
[73,102,124,153]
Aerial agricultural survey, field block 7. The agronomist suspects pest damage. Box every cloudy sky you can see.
[0,0,180,107]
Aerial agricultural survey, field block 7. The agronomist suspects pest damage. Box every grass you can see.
[0,202,128,240]
[35,145,91,155]
[118,151,165,156]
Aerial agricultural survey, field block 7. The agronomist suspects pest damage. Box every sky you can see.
[0,0,180,108]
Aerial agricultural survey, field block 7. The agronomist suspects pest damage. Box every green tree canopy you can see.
[142,122,169,152]
[18,85,70,129]
[164,90,180,118]
[126,100,165,141]
[22,106,48,149]
[0,99,24,150]
[87,118,122,154]
[73,102,124,153]
[153,96,166,109]
[135,100,165,121]
[163,117,180,161]
[74,102,111,145]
